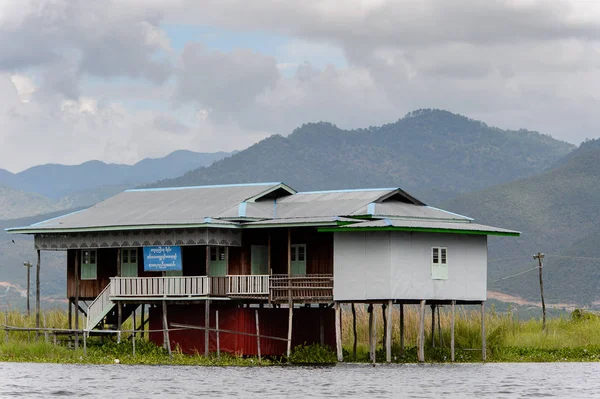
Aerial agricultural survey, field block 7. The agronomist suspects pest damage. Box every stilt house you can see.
[7,182,519,361]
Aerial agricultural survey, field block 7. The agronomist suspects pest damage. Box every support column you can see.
[335,302,343,362]
[431,304,436,348]
[205,299,210,357]
[399,303,405,356]
[116,249,122,343]
[481,302,486,362]
[286,228,293,358]
[386,299,393,363]
[351,303,357,359]
[368,304,373,361]
[451,300,455,362]
[140,304,145,339]
[319,306,325,345]
[162,300,172,358]
[418,300,426,363]
[35,250,41,340]
[74,249,79,348]
[371,304,377,365]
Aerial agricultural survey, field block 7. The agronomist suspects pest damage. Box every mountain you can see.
[0,186,62,220]
[152,110,574,204]
[0,150,234,219]
[442,138,600,305]
[1,150,234,200]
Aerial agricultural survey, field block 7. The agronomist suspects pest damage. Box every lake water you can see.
[0,362,599,398]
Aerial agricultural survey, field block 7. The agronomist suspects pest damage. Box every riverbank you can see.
[2,306,600,364]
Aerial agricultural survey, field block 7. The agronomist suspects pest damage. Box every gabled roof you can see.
[6,182,519,237]
[7,183,290,233]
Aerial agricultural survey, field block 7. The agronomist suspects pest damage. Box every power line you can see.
[545,254,600,262]
[489,266,539,284]
[488,256,530,262]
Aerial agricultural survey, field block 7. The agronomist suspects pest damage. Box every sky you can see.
[1,0,600,172]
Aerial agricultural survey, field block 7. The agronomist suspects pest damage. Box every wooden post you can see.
[132,329,136,357]
[162,300,172,358]
[386,299,392,363]
[382,303,387,353]
[68,300,72,330]
[399,303,405,356]
[4,310,8,344]
[368,304,373,361]
[74,250,79,349]
[216,310,220,361]
[43,312,48,343]
[372,304,377,365]
[132,308,136,338]
[140,304,145,339]
[35,249,41,340]
[255,309,261,362]
[319,307,325,345]
[24,261,31,316]
[351,303,357,359]
[430,304,436,348]
[83,331,87,356]
[437,305,443,348]
[481,302,486,362]
[117,302,123,343]
[205,299,210,357]
[418,300,426,362]
[286,228,293,358]
[334,302,343,362]
[533,252,546,331]
[451,300,455,362]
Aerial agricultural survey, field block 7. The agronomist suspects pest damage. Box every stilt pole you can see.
[351,303,357,359]
[431,304,436,348]
[368,304,373,362]
[35,250,41,340]
[481,302,486,362]
[386,300,393,363]
[205,299,210,357]
[162,300,172,358]
[399,303,405,356]
[140,304,145,339]
[319,306,325,345]
[335,302,343,362]
[216,310,220,361]
[451,300,455,362]
[117,302,123,343]
[74,250,79,348]
[286,228,293,358]
[372,305,377,365]
[418,300,426,362]
[255,309,261,362]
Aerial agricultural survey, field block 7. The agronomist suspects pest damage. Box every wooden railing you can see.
[270,274,334,302]
[228,275,269,296]
[210,276,228,297]
[87,283,113,330]
[110,276,210,297]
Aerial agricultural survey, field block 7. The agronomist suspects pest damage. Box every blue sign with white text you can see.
[143,246,182,272]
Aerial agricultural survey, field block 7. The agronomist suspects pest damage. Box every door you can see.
[251,245,269,275]
[121,248,138,277]
[209,246,227,276]
[290,244,306,275]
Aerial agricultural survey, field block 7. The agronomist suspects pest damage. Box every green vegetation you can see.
[443,138,600,305]
[4,307,600,364]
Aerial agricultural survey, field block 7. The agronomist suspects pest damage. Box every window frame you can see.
[80,249,98,280]
[431,246,448,280]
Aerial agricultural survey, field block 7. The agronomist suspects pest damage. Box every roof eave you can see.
[317,226,521,237]
[6,222,242,235]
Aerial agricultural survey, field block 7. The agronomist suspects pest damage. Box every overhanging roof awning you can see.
[317,219,520,237]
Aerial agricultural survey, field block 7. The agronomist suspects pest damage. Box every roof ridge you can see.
[126,182,284,192]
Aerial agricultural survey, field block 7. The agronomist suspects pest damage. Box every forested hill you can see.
[442,138,600,305]
[152,109,574,203]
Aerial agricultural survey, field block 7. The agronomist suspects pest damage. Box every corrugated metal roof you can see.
[9,183,280,232]
[333,219,520,236]
[244,216,357,227]
[369,203,471,221]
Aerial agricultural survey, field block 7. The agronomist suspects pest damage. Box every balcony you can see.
[107,274,333,302]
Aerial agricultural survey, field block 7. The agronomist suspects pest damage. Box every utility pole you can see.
[533,252,546,331]
[23,261,32,317]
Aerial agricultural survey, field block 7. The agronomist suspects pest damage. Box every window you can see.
[121,248,138,277]
[290,244,307,275]
[81,250,97,280]
[210,247,226,262]
[431,246,448,280]
[251,245,269,275]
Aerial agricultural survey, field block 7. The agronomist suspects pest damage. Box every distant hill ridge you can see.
[151,109,574,204]
[442,138,600,305]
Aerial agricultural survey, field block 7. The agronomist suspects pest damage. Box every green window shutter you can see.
[251,245,268,275]
[81,250,97,280]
